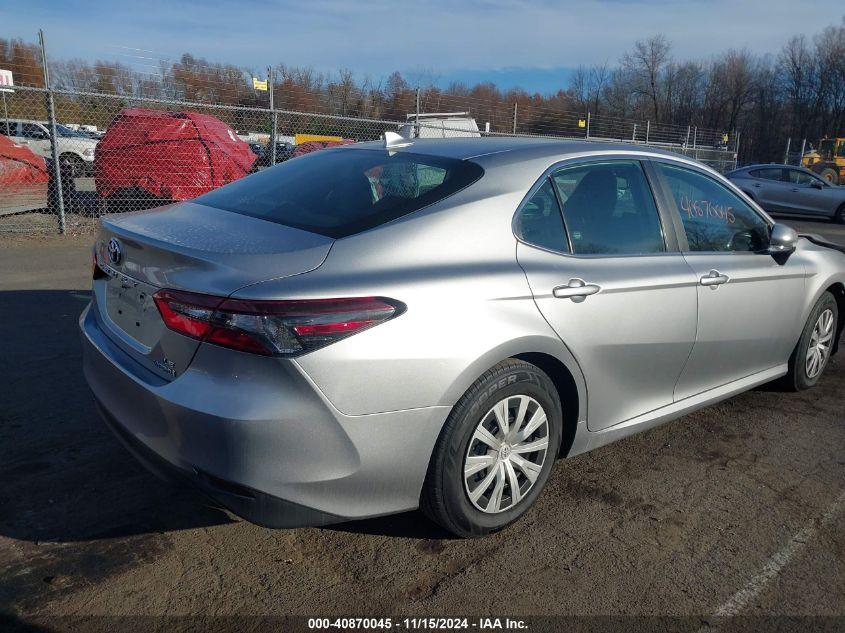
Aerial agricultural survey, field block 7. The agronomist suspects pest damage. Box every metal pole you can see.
[2,92,8,130]
[734,131,741,170]
[40,30,64,235]
[685,125,690,148]
[512,102,518,135]
[586,112,591,139]
[783,137,791,165]
[798,138,806,166]
[415,87,421,137]
[268,66,277,166]
[645,120,650,144]
[632,123,637,142]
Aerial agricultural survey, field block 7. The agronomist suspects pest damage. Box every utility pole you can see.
[586,112,591,139]
[268,65,277,166]
[783,137,791,165]
[512,102,518,135]
[415,87,420,137]
[40,30,64,235]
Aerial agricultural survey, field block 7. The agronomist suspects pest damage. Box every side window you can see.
[750,168,784,181]
[515,179,569,253]
[21,123,47,139]
[552,160,664,255]
[656,162,770,253]
[786,169,816,186]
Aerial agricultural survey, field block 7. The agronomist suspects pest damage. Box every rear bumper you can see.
[80,302,449,528]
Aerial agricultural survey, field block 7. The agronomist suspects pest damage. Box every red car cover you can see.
[0,134,49,212]
[0,134,49,187]
[95,108,256,201]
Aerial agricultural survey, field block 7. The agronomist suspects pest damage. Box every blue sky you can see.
[1,0,838,94]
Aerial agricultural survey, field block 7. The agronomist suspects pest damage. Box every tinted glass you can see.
[552,160,664,255]
[515,179,569,253]
[21,123,47,139]
[656,162,770,253]
[750,168,784,181]
[197,148,484,238]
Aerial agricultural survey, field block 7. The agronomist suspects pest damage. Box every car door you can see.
[746,167,791,212]
[781,168,837,218]
[651,160,807,401]
[516,158,698,431]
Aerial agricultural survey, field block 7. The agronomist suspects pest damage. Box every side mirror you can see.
[767,223,798,261]
[811,180,824,189]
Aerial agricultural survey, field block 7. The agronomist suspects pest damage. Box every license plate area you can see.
[104,274,163,350]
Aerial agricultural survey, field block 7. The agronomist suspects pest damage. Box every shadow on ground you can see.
[0,289,233,544]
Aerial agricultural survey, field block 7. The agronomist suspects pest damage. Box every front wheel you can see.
[819,167,840,186]
[421,359,562,538]
[783,292,838,391]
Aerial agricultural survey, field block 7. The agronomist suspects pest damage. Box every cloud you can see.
[2,0,837,90]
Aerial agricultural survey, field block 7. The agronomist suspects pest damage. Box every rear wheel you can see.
[421,359,562,538]
[783,292,838,391]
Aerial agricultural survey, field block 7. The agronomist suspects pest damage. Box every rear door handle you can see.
[553,278,601,302]
[753,183,761,187]
[700,269,729,288]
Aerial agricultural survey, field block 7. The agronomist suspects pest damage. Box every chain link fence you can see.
[0,84,738,235]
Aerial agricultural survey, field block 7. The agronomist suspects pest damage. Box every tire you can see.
[819,167,839,186]
[421,359,562,538]
[835,204,845,225]
[783,292,838,391]
[60,153,85,179]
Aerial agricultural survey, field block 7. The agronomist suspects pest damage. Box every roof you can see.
[347,136,683,164]
[729,163,811,173]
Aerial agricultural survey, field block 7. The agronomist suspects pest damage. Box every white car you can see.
[0,119,98,177]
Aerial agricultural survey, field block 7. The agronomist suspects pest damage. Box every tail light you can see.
[153,289,404,356]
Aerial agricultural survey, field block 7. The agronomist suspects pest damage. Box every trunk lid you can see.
[92,201,333,381]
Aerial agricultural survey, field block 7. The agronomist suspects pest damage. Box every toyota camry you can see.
[81,136,845,537]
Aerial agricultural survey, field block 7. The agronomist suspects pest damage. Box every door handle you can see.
[553,278,601,302]
[753,183,761,187]
[700,269,729,288]
[790,187,800,192]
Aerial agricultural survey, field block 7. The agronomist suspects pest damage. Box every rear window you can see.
[196,148,484,238]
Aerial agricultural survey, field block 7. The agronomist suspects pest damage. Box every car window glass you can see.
[786,169,816,186]
[197,148,484,239]
[656,162,770,253]
[21,123,47,139]
[515,179,569,253]
[750,168,783,181]
[552,160,664,255]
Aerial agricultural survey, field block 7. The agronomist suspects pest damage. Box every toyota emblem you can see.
[107,238,122,265]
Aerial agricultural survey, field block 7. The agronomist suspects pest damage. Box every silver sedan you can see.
[81,138,845,537]
[727,163,845,222]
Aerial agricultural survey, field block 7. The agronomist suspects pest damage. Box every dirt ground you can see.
[1,218,844,632]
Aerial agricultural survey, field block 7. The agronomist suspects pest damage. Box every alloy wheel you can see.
[463,395,550,514]
[806,308,835,379]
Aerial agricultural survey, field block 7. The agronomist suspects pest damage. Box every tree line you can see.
[2,16,845,163]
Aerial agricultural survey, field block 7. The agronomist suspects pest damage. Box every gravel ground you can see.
[0,217,843,632]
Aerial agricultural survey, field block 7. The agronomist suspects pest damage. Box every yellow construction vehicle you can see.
[802,137,845,185]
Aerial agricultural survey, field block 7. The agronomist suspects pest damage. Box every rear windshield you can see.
[196,148,484,238]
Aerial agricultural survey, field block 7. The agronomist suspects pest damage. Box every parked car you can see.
[81,138,845,538]
[95,108,256,211]
[727,164,845,223]
[0,119,98,178]
[250,140,295,168]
